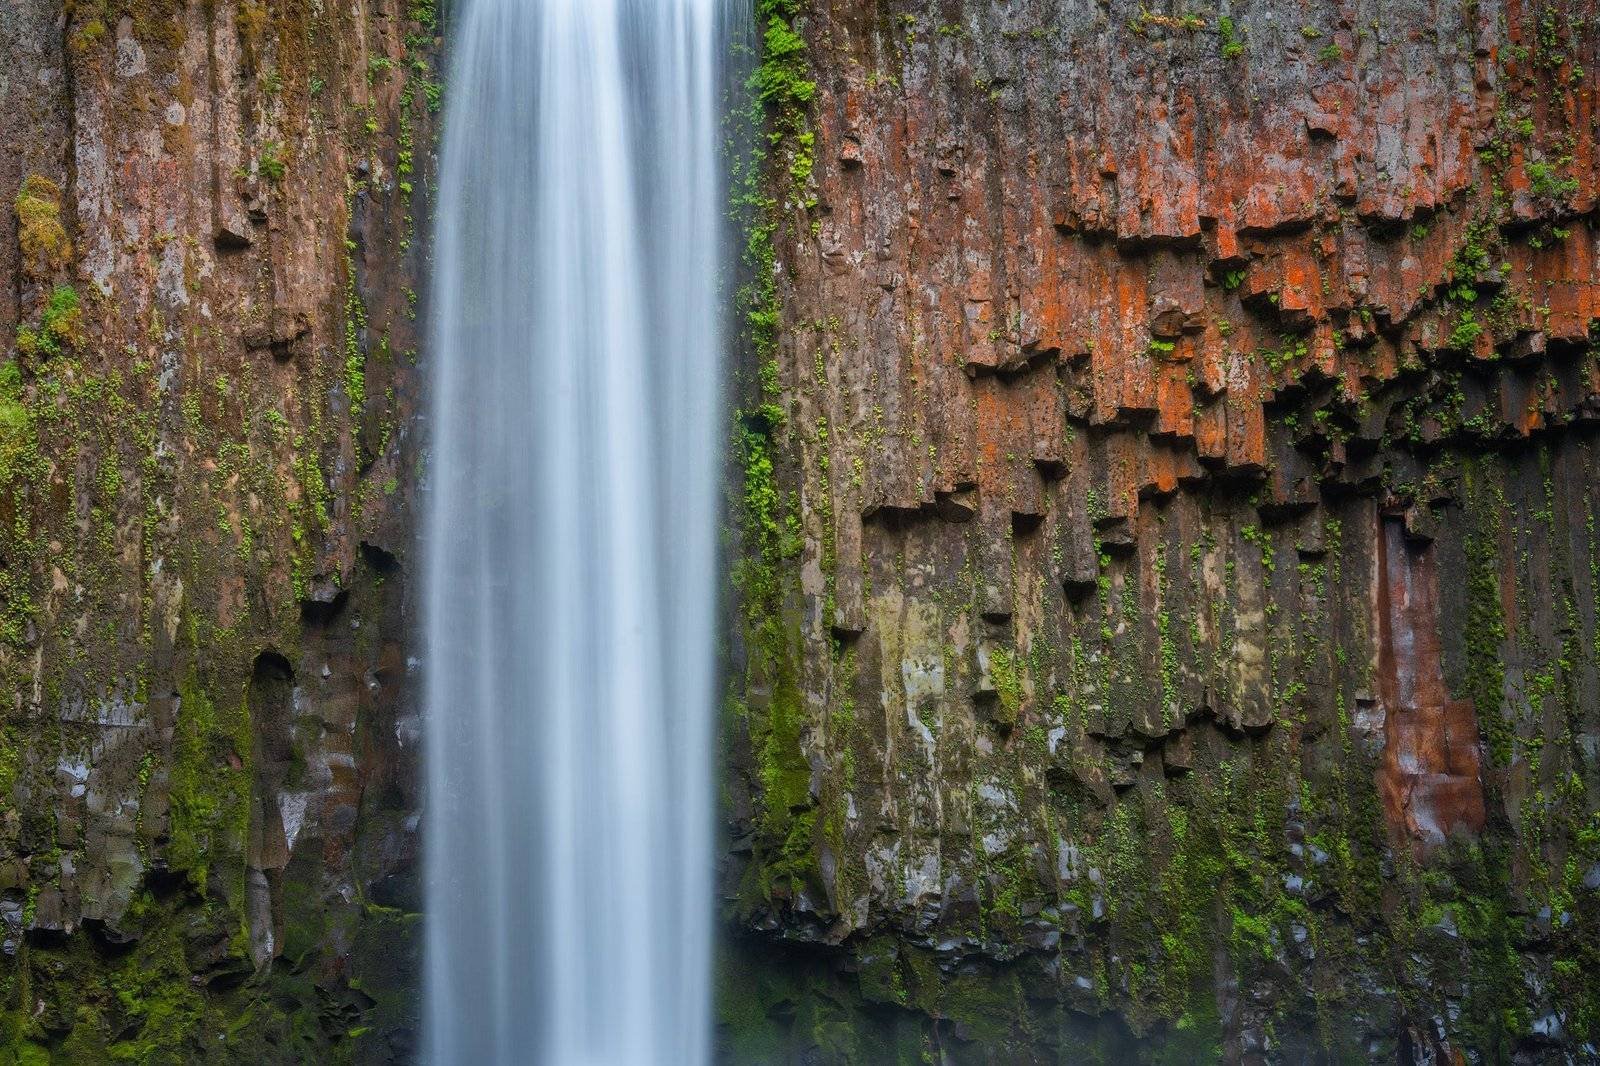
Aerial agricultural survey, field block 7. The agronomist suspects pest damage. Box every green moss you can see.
[0,877,390,1064]
[1526,159,1578,200]
[0,360,44,649]
[757,669,810,847]
[987,646,1024,727]
[0,362,35,486]
[167,673,251,893]
[729,0,826,914]
[1448,310,1483,350]
[1464,475,1512,766]
[343,256,367,419]
[15,285,83,359]
[1217,16,1245,59]
[1458,901,1527,1049]
[1153,546,1181,725]
[104,906,210,1061]
[258,142,287,183]
[13,175,71,279]
[67,18,108,54]
[753,0,817,199]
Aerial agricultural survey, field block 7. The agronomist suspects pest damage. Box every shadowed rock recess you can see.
[0,0,1598,1063]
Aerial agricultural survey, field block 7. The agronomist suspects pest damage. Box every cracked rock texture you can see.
[4,0,1600,1063]
[721,1,1600,1062]
[0,0,434,1060]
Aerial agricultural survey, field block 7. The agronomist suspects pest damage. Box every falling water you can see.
[423,1,736,1061]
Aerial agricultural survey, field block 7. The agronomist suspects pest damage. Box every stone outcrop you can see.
[723,0,1600,1061]
[3,0,1599,1062]
[0,0,434,1058]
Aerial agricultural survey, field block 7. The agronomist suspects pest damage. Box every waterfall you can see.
[422,1,737,1061]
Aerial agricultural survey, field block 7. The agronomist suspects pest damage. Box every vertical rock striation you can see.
[0,0,437,1059]
[3,0,1599,1061]
[724,0,1600,1061]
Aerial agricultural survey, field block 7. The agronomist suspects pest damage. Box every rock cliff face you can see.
[0,0,435,1059]
[3,0,1600,1063]
[722,0,1600,1061]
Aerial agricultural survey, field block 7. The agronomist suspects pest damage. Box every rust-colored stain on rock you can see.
[1374,517,1487,854]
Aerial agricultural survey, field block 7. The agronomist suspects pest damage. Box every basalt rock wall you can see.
[3,0,1600,1063]
[722,1,1600,1062]
[0,0,436,1060]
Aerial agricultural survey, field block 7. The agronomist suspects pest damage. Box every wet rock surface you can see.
[2,0,1599,1061]
[722,0,1600,1061]
[0,0,435,1059]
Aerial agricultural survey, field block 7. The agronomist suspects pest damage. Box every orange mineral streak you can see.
[1373,517,1487,856]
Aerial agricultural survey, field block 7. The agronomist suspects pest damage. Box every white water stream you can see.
[423,1,735,1061]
